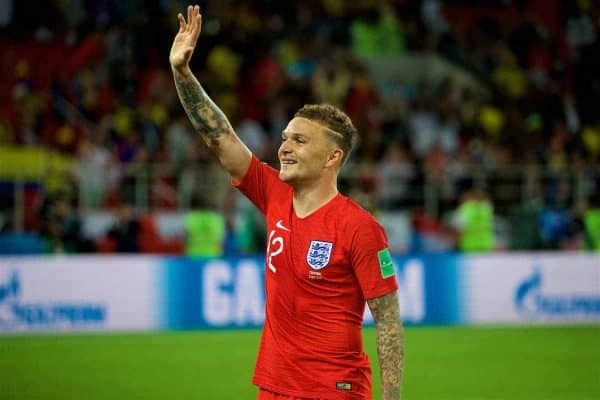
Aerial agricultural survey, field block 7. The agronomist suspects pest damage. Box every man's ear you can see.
[325,148,344,168]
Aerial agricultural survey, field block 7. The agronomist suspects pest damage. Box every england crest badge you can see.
[306,240,334,270]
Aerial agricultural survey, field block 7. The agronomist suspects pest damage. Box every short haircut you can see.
[294,104,358,164]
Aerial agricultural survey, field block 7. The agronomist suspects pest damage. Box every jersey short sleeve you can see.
[350,217,399,300]
[231,155,285,215]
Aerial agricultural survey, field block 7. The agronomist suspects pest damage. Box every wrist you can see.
[171,64,192,76]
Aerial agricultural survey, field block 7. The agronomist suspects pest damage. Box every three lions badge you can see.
[306,240,333,270]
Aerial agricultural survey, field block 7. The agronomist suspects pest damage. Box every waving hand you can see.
[169,5,252,182]
[170,5,202,71]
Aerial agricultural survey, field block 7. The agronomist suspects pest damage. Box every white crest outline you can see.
[306,240,333,270]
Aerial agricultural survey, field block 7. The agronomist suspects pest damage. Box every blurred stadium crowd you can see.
[0,0,599,254]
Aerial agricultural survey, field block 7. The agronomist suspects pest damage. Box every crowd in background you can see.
[0,0,599,253]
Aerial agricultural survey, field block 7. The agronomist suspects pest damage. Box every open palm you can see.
[169,5,202,70]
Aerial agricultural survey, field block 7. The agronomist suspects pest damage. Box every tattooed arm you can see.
[169,5,251,181]
[367,291,404,400]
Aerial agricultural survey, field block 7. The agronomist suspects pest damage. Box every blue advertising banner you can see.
[1,253,598,334]
[160,255,430,329]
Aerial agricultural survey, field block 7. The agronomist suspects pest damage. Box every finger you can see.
[192,5,202,40]
[187,5,193,30]
[192,5,199,27]
[178,13,186,33]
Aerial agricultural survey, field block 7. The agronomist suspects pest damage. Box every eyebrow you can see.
[282,130,307,138]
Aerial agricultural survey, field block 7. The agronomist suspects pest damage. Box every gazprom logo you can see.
[0,271,107,330]
[0,271,20,325]
[515,268,600,319]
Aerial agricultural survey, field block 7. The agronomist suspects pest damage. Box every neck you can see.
[292,178,338,218]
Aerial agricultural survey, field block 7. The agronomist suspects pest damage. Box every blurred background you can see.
[0,1,599,399]
[0,0,599,254]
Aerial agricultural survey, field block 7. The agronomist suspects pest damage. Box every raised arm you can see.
[169,5,252,181]
[367,290,404,400]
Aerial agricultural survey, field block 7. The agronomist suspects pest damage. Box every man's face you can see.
[277,117,337,184]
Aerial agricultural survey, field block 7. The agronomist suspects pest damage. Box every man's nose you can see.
[279,143,291,155]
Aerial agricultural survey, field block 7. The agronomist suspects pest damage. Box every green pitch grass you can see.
[1,325,598,400]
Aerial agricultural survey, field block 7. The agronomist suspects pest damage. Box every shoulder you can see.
[336,195,385,237]
[251,157,293,199]
[337,195,380,222]
[235,155,290,192]
[252,156,280,179]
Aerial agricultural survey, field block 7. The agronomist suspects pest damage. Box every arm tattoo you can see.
[368,291,404,400]
[172,69,234,147]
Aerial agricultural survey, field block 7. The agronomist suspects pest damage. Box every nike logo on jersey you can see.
[275,219,291,232]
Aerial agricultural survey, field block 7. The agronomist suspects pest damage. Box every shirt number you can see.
[266,229,283,273]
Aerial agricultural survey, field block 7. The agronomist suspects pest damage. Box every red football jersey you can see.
[233,156,398,399]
